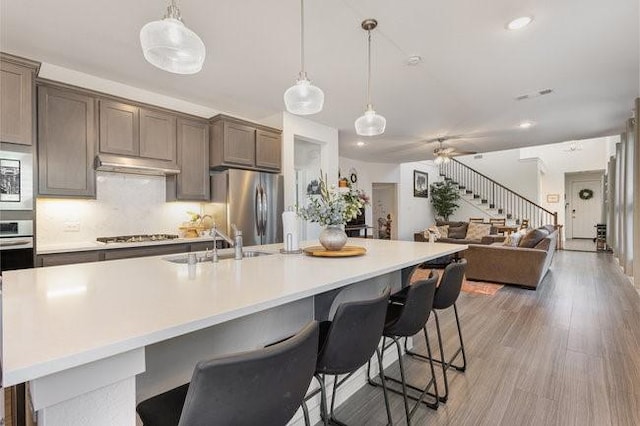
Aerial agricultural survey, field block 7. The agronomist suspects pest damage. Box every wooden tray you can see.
[303,245,367,257]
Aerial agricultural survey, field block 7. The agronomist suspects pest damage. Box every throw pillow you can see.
[465,222,492,240]
[447,223,468,239]
[518,228,549,248]
[503,232,523,247]
[436,225,449,238]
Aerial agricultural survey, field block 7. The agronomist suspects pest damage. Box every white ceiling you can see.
[2,0,638,163]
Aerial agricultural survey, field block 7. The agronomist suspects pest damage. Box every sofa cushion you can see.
[518,228,549,248]
[436,225,449,238]
[503,232,523,247]
[447,223,469,239]
[436,220,465,228]
[465,222,492,240]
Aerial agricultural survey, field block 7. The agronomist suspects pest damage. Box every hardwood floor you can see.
[330,251,640,425]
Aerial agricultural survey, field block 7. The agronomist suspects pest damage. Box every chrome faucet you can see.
[209,224,243,262]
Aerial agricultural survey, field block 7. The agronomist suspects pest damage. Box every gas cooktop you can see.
[96,234,180,244]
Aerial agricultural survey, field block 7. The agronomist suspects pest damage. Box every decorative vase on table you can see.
[319,225,348,251]
[298,172,369,252]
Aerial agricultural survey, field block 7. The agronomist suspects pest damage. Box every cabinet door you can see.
[0,61,33,145]
[38,86,97,197]
[39,251,101,267]
[176,118,210,200]
[255,130,281,171]
[140,108,177,162]
[99,100,139,156]
[223,121,255,166]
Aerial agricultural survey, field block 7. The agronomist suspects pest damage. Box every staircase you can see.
[440,158,558,226]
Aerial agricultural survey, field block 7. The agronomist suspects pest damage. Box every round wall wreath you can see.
[578,188,594,200]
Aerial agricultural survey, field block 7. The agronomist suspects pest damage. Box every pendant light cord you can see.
[300,0,305,75]
[366,29,372,107]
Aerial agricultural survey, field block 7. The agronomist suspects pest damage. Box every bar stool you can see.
[405,259,468,403]
[303,289,392,426]
[136,320,319,426]
[369,272,440,425]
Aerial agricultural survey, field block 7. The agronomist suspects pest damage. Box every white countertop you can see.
[2,239,465,386]
[36,236,218,255]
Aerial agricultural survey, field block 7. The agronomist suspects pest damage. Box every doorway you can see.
[294,137,322,241]
[564,170,604,250]
[372,183,398,240]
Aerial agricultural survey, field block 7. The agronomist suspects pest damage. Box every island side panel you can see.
[137,297,313,403]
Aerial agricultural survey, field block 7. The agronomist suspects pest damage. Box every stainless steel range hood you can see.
[94,154,180,176]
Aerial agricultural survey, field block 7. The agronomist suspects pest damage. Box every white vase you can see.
[319,225,348,251]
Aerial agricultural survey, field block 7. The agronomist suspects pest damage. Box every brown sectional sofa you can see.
[464,225,557,289]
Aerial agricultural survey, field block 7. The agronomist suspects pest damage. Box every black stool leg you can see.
[315,374,329,426]
[301,400,311,426]
[423,326,440,407]
[433,311,449,402]
[328,375,348,426]
[375,347,394,425]
[453,303,467,371]
[393,337,412,426]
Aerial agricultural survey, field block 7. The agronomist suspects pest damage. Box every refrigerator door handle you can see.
[261,185,268,237]
[255,185,262,235]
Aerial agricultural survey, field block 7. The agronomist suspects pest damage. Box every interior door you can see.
[570,179,602,238]
[261,173,284,244]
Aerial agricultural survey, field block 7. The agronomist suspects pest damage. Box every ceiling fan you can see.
[429,137,477,164]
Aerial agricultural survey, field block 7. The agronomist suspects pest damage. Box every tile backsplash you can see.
[37,172,204,245]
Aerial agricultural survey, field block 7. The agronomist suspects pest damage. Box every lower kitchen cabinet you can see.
[37,84,97,198]
[38,250,102,267]
[189,241,216,252]
[103,244,189,261]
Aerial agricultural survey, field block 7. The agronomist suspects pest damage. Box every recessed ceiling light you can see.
[356,141,366,147]
[519,121,534,129]
[506,16,533,30]
[407,55,422,66]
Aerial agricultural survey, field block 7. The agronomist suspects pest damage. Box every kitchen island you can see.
[2,239,466,425]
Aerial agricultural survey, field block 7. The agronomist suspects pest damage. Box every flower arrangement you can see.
[298,173,368,226]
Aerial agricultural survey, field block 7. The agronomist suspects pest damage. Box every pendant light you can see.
[355,19,386,136]
[283,0,324,115]
[140,0,206,75]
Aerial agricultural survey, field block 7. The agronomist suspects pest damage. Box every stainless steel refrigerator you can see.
[210,169,284,246]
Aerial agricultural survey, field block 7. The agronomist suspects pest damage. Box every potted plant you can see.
[429,180,460,221]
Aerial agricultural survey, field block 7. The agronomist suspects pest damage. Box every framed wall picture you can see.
[413,170,428,198]
[546,193,560,203]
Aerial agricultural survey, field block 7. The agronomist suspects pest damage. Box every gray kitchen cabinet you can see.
[38,85,97,197]
[140,108,177,162]
[190,241,215,252]
[39,250,101,267]
[0,54,39,145]
[167,118,210,201]
[99,100,139,156]
[256,129,281,170]
[103,244,189,261]
[210,115,281,172]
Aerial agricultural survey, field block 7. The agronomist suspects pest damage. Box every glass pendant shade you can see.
[140,17,205,74]
[355,106,386,136]
[284,74,324,115]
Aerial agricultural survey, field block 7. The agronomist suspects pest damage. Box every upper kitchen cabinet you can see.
[140,108,177,162]
[98,100,139,156]
[98,102,177,164]
[167,118,209,201]
[38,84,97,198]
[210,115,281,172]
[0,54,40,145]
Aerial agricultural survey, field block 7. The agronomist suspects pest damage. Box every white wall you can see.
[37,172,202,247]
[397,162,441,241]
[279,113,339,241]
[456,150,542,201]
[521,136,615,229]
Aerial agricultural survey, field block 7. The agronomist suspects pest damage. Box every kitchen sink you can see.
[164,251,274,263]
